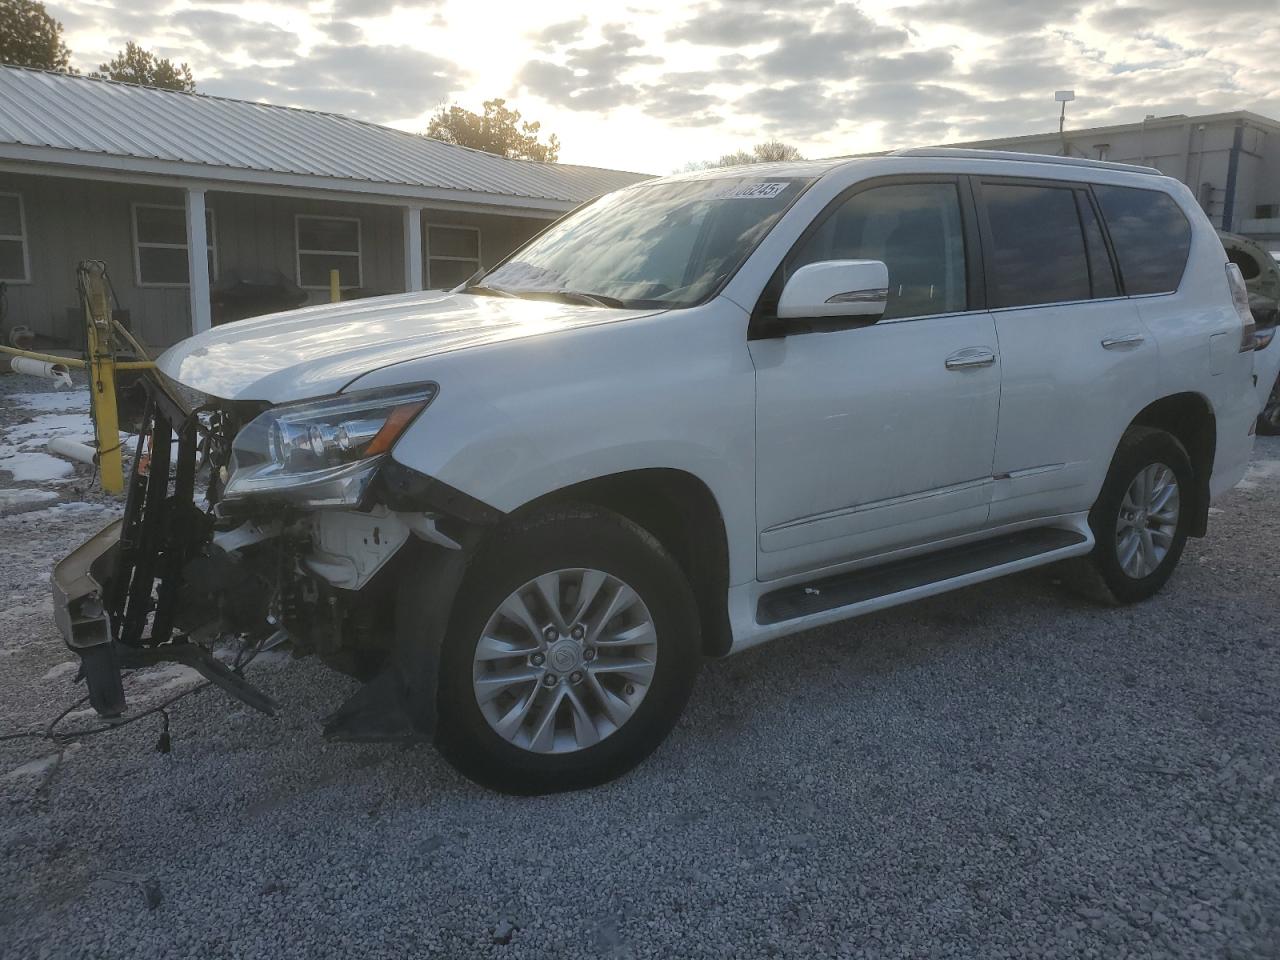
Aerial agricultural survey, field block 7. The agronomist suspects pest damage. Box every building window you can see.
[297,215,362,289]
[1093,144,1110,161]
[427,224,481,289]
[133,203,216,287]
[0,192,30,283]
[1256,204,1278,219]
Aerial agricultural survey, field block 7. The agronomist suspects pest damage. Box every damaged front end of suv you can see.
[51,373,498,741]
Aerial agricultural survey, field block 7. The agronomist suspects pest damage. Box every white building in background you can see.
[0,66,648,349]
[951,110,1280,250]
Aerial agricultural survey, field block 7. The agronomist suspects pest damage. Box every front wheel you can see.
[436,506,700,794]
[1088,427,1193,604]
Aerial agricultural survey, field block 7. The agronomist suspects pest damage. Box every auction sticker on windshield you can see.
[716,182,790,200]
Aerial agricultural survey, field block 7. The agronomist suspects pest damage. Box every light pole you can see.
[1056,90,1075,156]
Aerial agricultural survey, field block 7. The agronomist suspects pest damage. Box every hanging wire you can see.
[44,682,212,745]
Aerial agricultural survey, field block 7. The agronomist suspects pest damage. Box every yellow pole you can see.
[329,268,341,303]
[82,263,123,494]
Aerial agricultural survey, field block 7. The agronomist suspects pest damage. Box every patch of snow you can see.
[10,390,92,412]
[4,412,99,446]
[1236,459,1280,491]
[0,488,58,510]
[136,664,203,693]
[0,450,74,482]
[4,743,81,779]
[41,660,80,681]
[48,501,117,514]
[0,501,118,524]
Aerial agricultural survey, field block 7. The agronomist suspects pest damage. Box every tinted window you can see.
[1078,193,1119,298]
[983,183,1090,308]
[1094,185,1190,295]
[790,182,967,319]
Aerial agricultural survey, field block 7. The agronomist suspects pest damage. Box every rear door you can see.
[974,178,1159,526]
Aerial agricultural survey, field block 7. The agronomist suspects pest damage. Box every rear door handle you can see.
[1101,334,1145,349]
[945,347,996,370]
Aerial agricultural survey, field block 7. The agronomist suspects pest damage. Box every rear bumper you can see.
[51,518,126,716]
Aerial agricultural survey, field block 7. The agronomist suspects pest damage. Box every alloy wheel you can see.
[1115,462,1180,579]
[471,568,659,754]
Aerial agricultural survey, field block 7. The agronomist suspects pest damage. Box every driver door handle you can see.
[1101,334,1145,349]
[945,347,996,370]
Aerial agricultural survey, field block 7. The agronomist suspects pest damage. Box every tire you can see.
[1258,372,1280,436]
[435,505,700,794]
[1088,426,1193,604]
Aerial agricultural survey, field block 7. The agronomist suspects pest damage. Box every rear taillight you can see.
[1226,262,1256,351]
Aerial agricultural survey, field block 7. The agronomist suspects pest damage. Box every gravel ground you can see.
[2,370,1279,960]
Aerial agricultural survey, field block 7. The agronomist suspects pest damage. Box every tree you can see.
[713,140,805,167]
[0,0,72,71]
[95,42,195,92]
[426,98,560,163]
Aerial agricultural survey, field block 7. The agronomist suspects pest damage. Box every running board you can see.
[756,528,1089,626]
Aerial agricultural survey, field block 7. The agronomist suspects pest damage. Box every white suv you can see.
[53,148,1263,793]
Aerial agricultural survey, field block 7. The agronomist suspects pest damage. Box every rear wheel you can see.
[1258,372,1280,436]
[1088,427,1193,604]
[436,505,700,794]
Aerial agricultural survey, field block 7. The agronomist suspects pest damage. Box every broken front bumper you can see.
[50,375,499,736]
[48,377,277,719]
[51,518,126,716]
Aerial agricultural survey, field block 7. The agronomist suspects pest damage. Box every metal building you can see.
[950,110,1280,250]
[0,65,649,348]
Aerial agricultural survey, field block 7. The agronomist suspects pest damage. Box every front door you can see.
[751,179,1001,581]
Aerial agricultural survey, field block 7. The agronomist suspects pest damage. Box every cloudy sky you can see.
[47,0,1280,174]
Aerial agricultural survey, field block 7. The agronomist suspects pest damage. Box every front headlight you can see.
[222,384,438,508]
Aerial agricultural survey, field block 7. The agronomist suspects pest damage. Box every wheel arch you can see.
[513,468,734,657]
[1127,391,1216,537]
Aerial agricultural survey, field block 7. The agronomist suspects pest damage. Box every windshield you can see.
[473,176,814,309]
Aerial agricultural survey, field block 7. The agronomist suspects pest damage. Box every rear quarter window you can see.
[1094,185,1191,295]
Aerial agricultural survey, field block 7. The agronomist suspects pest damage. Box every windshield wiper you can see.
[463,284,519,299]
[522,290,629,308]
[466,284,630,308]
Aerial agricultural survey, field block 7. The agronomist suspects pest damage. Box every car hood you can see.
[156,290,661,403]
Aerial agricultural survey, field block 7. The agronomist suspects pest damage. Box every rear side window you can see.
[1093,185,1191,295]
[982,183,1091,308]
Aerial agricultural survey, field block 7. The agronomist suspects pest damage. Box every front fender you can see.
[346,302,758,585]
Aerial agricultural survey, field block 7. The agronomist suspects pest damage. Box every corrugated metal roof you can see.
[0,65,650,205]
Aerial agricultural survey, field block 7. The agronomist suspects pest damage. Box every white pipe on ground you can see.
[48,437,97,465]
[10,356,73,388]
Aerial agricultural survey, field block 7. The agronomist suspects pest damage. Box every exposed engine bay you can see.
[51,375,492,741]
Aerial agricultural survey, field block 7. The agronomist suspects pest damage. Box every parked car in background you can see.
[1219,231,1280,434]
[53,149,1260,793]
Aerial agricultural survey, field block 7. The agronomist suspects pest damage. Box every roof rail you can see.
[888,147,1162,176]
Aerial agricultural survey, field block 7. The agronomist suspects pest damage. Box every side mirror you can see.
[777,259,889,321]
